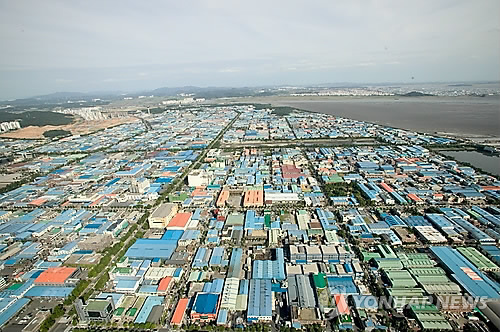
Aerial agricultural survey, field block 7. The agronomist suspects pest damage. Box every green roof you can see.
[168,192,189,202]
[411,307,453,331]
[458,247,499,271]
[360,250,381,261]
[409,267,446,276]
[374,258,403,270]
[114,307,125,316]
[8,283,23,290]
[385,270,417,288]
[127,307,138,316]
[226,213,244,226]
[326,174,343,183]
[307,229,323,235]
[50,227,61,234]
[86,300,110,311]
[410,304,439,312]
[313,273,327,289]
[377,244,397,259]
[113,267,133,274]
[387,287,426,297]
[414,275,451,284]
[264,214,271,228]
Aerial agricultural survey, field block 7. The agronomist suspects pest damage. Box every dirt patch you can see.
[0,117,138,139]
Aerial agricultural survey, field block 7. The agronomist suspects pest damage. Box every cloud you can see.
[55,78,73,83]
[0,0,498,99]
[219,68,242,73]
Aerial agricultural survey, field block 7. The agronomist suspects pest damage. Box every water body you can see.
[276,96,500,137]
[440,150,500,176]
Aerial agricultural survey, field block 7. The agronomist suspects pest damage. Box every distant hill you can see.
[400,91,433,97]
[147,86,272,99]
[0,110,74,127]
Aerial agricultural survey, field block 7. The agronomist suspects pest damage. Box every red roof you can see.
[281,164,304,179]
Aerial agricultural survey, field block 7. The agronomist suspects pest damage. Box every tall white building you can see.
[130,178,150,194]
[187,170,213,187]
[0,121,21,132]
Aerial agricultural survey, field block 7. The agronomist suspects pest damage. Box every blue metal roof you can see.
[252,248,286,280]
[326,275,358,295]
[217,309,228,325]
[247,279,272,320]
[192,293,219,314]
[125,239,177,260]
[134,296,163,324]
[430,246,500,299]
[24,286,74,298]
[0,298,29,327]
[227,248,243,279]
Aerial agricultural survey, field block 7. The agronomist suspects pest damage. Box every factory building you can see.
[148,203,178,228]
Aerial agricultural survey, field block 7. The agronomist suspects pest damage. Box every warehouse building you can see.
[457,247,500,272]
[220,277,239,310]
[288,274,317,308]
[34,267,79,287]
[410,304,452,330]
[247,279,273,322]
[170,298,188,326]
[166,212,192,230]
[191,292,219,322]
[430,246,500,299]
[252,248,286,280]
[149,203,178,228]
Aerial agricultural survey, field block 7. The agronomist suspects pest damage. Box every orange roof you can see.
[379,182,394,193]
[171,298,189,325]
[34,267,76,284]
[29,198,47,206]
[158,276,172,292]
[482,186,500,191]
[216,190,229,207]
[161,171,177,177]
[167,212,192,228]
[334,294,350,315]
[244,190,264,207]
[89,196,105,207]
[407,193,422,202]
[191,188,208,197]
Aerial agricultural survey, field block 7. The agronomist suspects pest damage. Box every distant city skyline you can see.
[0,0,499,100]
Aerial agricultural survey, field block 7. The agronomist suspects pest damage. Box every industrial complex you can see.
[0,104,500,331]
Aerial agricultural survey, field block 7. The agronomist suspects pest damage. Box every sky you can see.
[0,0,499,100]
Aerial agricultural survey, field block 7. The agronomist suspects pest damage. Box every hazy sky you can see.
[0,0,499,99]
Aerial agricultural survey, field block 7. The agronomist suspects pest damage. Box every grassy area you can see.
[323,182,373,206]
